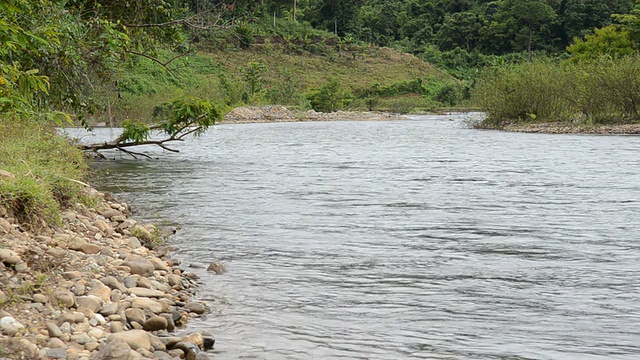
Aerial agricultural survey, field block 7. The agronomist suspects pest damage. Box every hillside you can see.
[110,41,460,124]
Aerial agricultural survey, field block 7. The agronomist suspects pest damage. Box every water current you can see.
[72,114,640,359]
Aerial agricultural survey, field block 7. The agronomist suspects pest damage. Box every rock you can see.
[126,237,142,249]
[93,219,111,234]
[92,337,132,360]
[85,340,100,352]
[99,208,120,219]
[195,352,210,360]
[46,348,68,359]
[172,342,200,360]
[94,313,107,325]
[81,243,102,254]
[33,293,48,303]
[148,334,166,351]
[76,295,103,313]
[143,316,168,331]
[47,337,66,349]
[203,336,215,350]
[71,281,86,296]
[128,287,164,298]
[107,330,151,351]
[54,290,76,308]
[99,302,119,316]
[14,261,28,272]
[62,271,83,280]
[0,169,15,180]
[131,225,152,241]
[153,351,173,360]
[149,257,171,272]
[136,276,153,289]
[75,333,92,345]
[100,276,127,292]
[111,215,126,223]
[167,274,182,287]
[131,297,164,314]
[124,308,146,324]
[123,276,138,288]
[87,281,112,302]
[88,328,104,339]
[181,333,204,349]
[0,290,6,303]
[122,258,155,277]
[0,248,21,265]
[109,322,124,333]
[46,321,64,338]
[0,316,25,336]
[160,313,175,332]
[184,302,206,315]
[0,218,11,233]
[59,322,72,334]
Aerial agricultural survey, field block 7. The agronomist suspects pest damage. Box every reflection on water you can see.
[73,114,640,359]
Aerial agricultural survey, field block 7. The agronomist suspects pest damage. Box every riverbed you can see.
[75,113,640,359]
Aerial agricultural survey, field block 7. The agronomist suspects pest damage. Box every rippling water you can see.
[74,114,640,359]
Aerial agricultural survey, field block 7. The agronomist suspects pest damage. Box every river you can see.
[73,114,640,359]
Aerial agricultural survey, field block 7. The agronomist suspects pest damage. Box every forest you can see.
[0,0,640,129]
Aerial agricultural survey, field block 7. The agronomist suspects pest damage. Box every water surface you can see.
[78,115,640,359]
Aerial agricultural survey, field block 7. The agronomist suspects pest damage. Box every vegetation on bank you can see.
[472,55,640,129]
[0,119,92,229]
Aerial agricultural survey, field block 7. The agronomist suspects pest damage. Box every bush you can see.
[308,78,352,112]
[472,55,640,127]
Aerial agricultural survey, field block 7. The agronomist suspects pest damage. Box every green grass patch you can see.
[0,118,91,229]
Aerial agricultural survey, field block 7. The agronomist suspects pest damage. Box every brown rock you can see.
[54,290,76,308]
[107,330,151,351]
[92,337,132,360]
[206,262,226,274]
[131,297,164,314]
[122,258,155,277]
[128,287,164,298]
[0,249,21,265]
[143,316,168,331]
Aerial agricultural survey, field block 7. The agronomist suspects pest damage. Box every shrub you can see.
[308,78,352,112]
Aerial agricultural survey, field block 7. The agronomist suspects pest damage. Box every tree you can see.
[567,25,635,62]
[80,97,225,158]
[501,0,557,61]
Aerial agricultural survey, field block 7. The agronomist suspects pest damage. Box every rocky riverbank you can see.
[0,185,214,360]
[222,105,407,124]
[501,122,640,135]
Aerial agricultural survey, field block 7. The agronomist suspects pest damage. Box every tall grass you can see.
[472,55,640,128]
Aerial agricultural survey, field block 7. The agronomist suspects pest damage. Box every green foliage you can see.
[308,78,352,112]
[120,120,151,144]
[567,25,635,62]
[472,55,640,127]
[238,61,269,101]
[167,97,222,132]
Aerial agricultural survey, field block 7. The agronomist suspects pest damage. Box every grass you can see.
[0,117,92,229]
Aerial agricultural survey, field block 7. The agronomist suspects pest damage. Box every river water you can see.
[75,114,640,359]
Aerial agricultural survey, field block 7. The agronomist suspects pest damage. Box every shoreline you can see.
[0,184,215,359]
[490,122,640,135]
